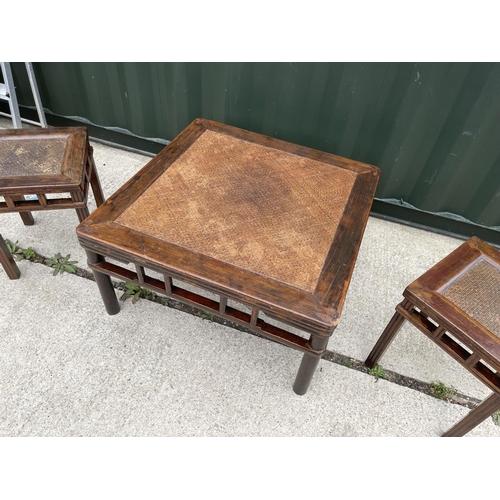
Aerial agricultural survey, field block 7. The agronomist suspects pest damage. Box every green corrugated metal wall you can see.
[7,62,500,238]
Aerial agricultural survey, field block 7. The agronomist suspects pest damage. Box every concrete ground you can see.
[1,119,499,437]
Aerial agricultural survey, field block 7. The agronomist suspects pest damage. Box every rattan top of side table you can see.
[405,237,500,362]
[0,127,89,193]
[77,119,380,332]
[441,259,500,338]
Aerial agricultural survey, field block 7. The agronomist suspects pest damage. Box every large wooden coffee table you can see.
[76,119,380,394]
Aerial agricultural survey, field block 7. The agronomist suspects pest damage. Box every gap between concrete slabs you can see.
[11,252,491,417]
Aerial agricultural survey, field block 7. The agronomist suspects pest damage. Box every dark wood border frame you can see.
[0,127,88,193]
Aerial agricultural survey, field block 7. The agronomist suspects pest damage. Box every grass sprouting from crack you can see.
[368,364,387,381]
[200,311,215,321]
[430,381,456,400]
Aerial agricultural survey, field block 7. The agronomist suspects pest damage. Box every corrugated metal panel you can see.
[367,63,500,229]
[9,62,500,230]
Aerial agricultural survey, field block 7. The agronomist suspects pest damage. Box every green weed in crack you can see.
[5,239,39,261]
[200,311,215,321]
[368,364,387,381]
[120,282,155,304]
[45,253,78,276]
[429,381,456,400]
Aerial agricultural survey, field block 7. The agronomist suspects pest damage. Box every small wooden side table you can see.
[366,237,500,436]
[0,126,105,279]
[77,118,380,394]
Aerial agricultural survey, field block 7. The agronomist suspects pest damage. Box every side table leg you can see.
[88,145,105,207]
[442,392,500,437]
[71,191,90,223]
[0,234,21,279]
[293,336,329,395]
[10,195,34,226]
[365,299,412,368]
[86,250,120,315]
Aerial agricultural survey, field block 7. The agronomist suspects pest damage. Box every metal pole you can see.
[0,62,22,128]
[25,62,47,127]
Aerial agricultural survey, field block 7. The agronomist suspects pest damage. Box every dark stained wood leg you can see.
[85,250,120,315]
[71,191,90,223]
[88,146,105,207]
[365,299,413,368]
[293,335,329,395]
[10,195,35,226]
[0,233,21,279]
[442,392,500,437]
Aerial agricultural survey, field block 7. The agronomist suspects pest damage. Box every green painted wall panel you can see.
[8,62,500,232]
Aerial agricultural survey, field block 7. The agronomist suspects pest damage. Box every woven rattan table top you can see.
[441,259,500,338]
[0,127,89,192]
[116,129,356,292]
[405,237,500,360]
[0,137,67,177]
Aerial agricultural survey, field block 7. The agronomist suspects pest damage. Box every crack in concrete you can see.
[18,255,490,416]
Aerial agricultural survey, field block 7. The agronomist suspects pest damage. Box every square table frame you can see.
[366,237,500,436]
[0,126,105,279]
[77,119,380,394]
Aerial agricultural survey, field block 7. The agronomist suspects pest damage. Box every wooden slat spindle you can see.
[37,193,48,207]
[250,307,259,327]
[164,275,173,294]
[465,352,481,367]
[432,325,446,340]
[135,265,145,284]
[219,296,227,315]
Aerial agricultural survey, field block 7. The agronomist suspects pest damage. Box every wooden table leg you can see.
[293,336,329,395]
[88,145,105,207]
[365,298,413,368]
[0,234,20,279]
[442,392,500,437]
[71,191,91,223]
[9,195,35,226]
[85,250,120,315]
